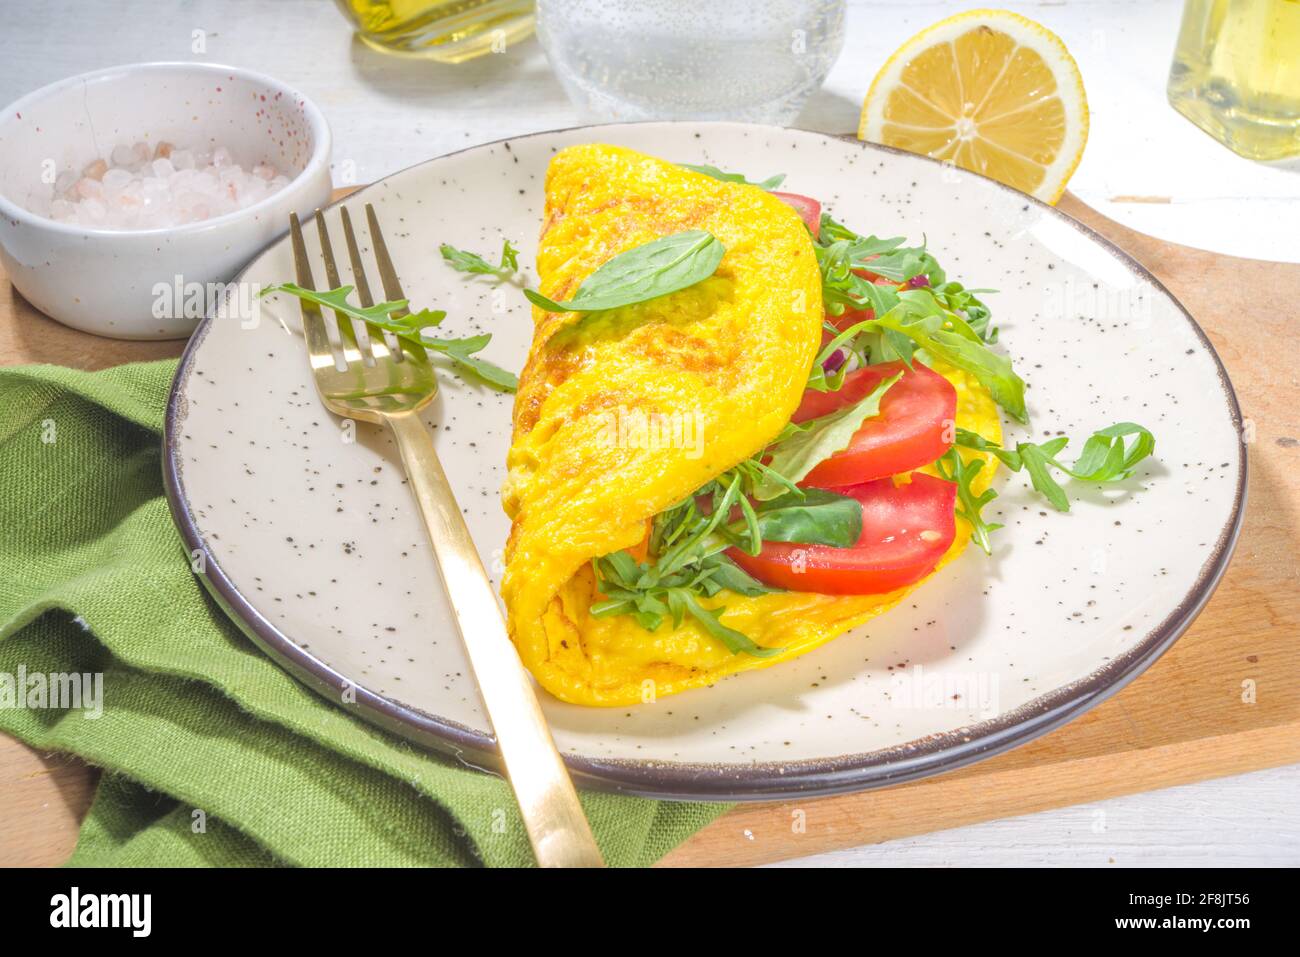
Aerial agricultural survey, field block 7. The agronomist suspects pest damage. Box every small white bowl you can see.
[0,62,332,339]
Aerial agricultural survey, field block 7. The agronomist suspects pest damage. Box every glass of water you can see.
[535,0,847,124]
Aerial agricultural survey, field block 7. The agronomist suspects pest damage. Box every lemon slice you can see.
[860,9,1088,204]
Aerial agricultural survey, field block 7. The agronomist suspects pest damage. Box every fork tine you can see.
[289,212,339,373]
[366,204,427,361]
[315,212,366,365]
[341,207,394,362]
[366,203,406,306]
[341,207,374,307]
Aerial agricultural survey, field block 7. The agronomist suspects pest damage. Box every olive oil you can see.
[335,0,535,63]
[1167,0,1300,160]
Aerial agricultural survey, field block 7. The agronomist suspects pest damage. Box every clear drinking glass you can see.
[535,0,847,124]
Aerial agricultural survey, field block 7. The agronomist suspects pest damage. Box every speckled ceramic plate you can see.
[163,123,1245,801]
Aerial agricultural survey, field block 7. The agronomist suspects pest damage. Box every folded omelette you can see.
[502,144,1000,707]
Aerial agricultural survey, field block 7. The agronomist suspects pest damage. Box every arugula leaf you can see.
[678,163,786,191]
[813,280,1023,421]
[426,337,520,392]
[934,449,1002,555]
[954,423,1156,513]
[871,305,1027,423]
[439,239,519,276]
[261,283,518,392]
[679,592,781,657]
[1068,423,1156,481]
[525,230,725,314]
[589,550,782,656]
[499,240,519,273]
[705,557,776,596]
[756,372,902,497]
[814,232,905,324]
[654,471,745,577]
[816,214,933,285]
[589,457,865,656]
[1018,440,1071,511]
[811,213,1014,414]
[931,280,997,342]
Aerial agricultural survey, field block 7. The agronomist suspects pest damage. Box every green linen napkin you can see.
[0,360,729,867]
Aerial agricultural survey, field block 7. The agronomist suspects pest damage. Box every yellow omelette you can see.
[502,144,1000,707]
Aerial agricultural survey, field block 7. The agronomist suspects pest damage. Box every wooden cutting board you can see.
[1,191,1296,868]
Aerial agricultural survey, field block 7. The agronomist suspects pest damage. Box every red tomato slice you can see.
[771,192,821,238]
[727,474,956,595]
[793,361,956,488]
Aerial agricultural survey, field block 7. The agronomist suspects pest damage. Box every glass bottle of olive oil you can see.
[335,0,535,63]
[1167,0,1300,160]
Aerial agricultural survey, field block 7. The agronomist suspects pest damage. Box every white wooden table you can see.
[2,0,1297,867]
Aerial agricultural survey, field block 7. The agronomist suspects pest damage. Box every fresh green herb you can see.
[955,424,1156,513]
[932,281,997,342]
[591,454,865,656]
[755,372,902,499]
[804,293,1026,421]
[808,212,1024,418]
[525,230,725,314]
[439,239,519,277]
[589,547,778,656]
[261,283,518,392]
[743,487,862,547]
[936,422,1155,552]
[814,226,908,317]
[585,174,1159,651]
[678,163,786,191]
[874,303,1026,422]
[934,449,1002,555]
[679,592,778,656]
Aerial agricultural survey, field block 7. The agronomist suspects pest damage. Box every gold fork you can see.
[288,204,604,868]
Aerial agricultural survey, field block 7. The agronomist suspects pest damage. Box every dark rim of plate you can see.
[162,123,1248,802]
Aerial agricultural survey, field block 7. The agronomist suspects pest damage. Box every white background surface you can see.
[3,1,1294,261]
[1,0,1295,866]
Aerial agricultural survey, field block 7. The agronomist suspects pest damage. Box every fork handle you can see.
[384,411,605,868]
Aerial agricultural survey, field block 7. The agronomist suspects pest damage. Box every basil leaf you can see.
[524,230,725,314]
[755,372,902,499]
[749,487,862,547]
[678,163,786,191]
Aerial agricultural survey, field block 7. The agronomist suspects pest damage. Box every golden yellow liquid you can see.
[1168,0,1300,160]
[336,0,535,63]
